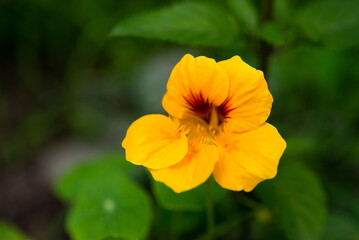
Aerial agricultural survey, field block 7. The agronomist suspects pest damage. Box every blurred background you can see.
[1,0,359,239]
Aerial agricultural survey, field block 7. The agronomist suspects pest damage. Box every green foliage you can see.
[152,177,226,211]
[326,182,359,220]
[55,154,152,240]
[255,162,327,240]
[259,21,285,46]
[110,2,238,46]
[99,236,130,240]
[283,137,318,159]
[0,221,30,240]
[54,152,136,202]
[227,0,258,32]
[323,213,359,240]
[0,110,56,163]
[273,0,292,22]
[270,45,341,105]
[153,208,204,237]
[66,179,152,240]
[295,0,359,49]
[3,0,359,239]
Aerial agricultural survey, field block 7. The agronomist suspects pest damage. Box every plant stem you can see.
[205,179,215,239]
[258,0,274,75]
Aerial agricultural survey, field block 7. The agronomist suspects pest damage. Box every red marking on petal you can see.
[217,97,236,120]
[184,91,211,122]
[183,93,235,125]
[184,91,208,113]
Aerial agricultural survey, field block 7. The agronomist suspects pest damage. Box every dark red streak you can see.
[184,92,235,125]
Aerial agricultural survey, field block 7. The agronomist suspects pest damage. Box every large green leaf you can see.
[54,151,138,202]
[0,221,30,240]
[110,2,238,46]
[54,153,152,240]
[152,177,226,211]
[99,235,131,240]
[66,170,152,240]
[295,0,359,49]
[255,162,326,240]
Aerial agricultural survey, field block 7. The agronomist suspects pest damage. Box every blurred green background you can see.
[1,0,359,239]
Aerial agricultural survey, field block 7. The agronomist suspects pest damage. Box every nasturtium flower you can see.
[122,54,286,193]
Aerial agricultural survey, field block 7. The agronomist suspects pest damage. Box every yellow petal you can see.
[213,151,264,192]
[213,123,286,191]
[218,56,273,132]
[149,143,218,193]
[162,54,229,119]
[122,114,188,169]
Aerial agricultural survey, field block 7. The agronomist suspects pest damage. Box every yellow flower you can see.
[122,54,286,193]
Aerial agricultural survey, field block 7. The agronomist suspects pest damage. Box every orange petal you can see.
[213,152,264,192]
[218,56,273,132]
[162,54,229,119]
[213,123,286,191]
[122,114,188,169]
[149,143,218,193]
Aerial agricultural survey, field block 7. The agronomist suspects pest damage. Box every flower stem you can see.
[258,0,274,75]
[205,179,215,239]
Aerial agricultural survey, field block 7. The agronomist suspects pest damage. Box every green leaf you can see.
[54,153,152,240]
[152,177,226,211]
[110,2,238,46]
[0,221,30,240]
[270,45,341,100]
[98,235,130,240]
[54,151,137,202]
[295,0,359,49]
[258,21,285,45]
[66,169,152,240]
[228,0,258,32]
[274,0,292,22]
[255,162,327,240]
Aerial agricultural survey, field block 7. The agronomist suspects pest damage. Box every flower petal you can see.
[213,123,286,191]
[162,54,229,119]
[218,56,273,132]
[149,143,218,193]
[213,152,264,192]
[122,114,188,169]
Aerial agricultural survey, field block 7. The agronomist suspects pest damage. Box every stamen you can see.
[209,106,219,129]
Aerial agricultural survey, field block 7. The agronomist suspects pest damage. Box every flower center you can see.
[184,91,232,129]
